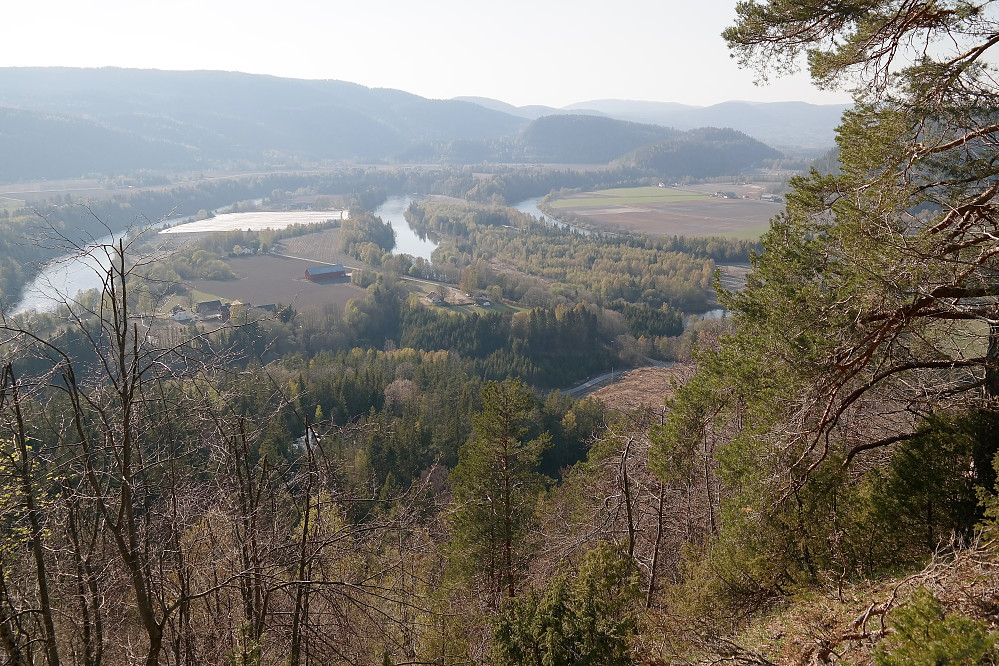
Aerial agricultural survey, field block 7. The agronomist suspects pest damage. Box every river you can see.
[11,195,712,316]
[11,197,439,315]
[11,241,115,316]
[511,197,590,235]
[373,195,438,261]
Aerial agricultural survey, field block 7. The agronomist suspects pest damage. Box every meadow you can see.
[547,186,710,208]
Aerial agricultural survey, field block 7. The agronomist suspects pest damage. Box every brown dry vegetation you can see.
[659,538,999,666]
[557,198,780,237]
[717,263,753,291]
[587,365,692,413]
[275,227,359,266]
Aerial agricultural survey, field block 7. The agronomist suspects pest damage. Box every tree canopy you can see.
[652,0,999,610]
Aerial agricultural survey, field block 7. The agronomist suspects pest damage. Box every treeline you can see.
[339,210,396,262]
[215,279,625,389]
[398,301,617,387]
[406,199,737,312]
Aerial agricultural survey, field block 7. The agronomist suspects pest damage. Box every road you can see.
[564,358,674,397]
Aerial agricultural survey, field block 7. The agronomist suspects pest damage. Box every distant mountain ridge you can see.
[0,68,834,181]
[460,96,848,151]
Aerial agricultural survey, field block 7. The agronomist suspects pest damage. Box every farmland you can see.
[188,254,364,313]
[547,185,781,239]
[547,186,710,208]
[275,228,359,266]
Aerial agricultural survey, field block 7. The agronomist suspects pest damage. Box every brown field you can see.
[559,198,780,238]
[189,254,365,312]
[716,263,753,291]
[276,228,361,266]
[586,364,693,413]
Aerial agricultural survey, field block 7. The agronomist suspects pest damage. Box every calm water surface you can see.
[374,196,438,261]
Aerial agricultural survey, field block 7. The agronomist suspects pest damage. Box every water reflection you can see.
[511,197,590,235]
[374,196,439,262]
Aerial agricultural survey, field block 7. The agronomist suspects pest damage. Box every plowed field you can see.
[189,254,364,312]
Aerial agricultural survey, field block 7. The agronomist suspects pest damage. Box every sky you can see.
[4,0,853,108]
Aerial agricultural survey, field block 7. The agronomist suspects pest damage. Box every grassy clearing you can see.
[0,197,25,212]
[713,224,772,241]
[548,186,710,208]
[405,281,521,314]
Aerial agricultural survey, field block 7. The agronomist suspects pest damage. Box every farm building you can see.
[195,300,222,317]
[304,264,347,281]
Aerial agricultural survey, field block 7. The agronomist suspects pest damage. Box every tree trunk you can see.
[646,482,666,609]
[5,367,59,666]
[976,318,999,491]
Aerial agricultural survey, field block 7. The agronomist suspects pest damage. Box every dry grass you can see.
[587,365,692,413]
[274,228,359,266]
[653,537,999,666]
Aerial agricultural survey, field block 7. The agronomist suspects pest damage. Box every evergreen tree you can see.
[654,0,999,604]
[492,542,640,666]
[448,379,551,607]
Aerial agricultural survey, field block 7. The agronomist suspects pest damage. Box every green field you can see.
[548,186,710,208]
[720,225,772,240]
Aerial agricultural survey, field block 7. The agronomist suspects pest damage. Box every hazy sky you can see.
[5,0,853,108]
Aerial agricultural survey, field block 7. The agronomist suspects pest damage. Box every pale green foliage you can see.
[0,437,59,565]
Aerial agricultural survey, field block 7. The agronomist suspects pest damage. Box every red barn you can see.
[304,264,347,281]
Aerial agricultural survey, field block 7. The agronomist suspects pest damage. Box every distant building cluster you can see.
[171,300,277,324]
[712,191,783,202]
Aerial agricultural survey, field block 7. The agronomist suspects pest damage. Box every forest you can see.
[0,149,751,664]
[6,0,999,662]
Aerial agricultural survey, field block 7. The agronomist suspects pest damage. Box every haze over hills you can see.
[460,96,848,151]
[0,67,838,181]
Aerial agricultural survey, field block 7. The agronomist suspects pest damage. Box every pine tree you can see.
[447,379,550,607]
[654,0,999,602]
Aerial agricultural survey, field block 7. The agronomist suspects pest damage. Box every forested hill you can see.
[615,127,782,178]
[0,67,790,178]
[0,68,525,176]
[514,115,681,164]
[460,96,849,151]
